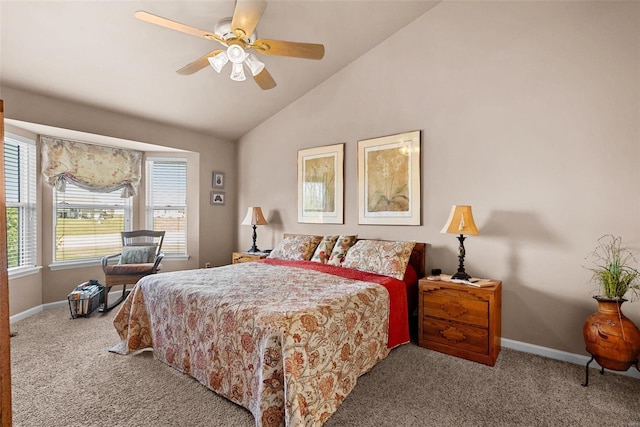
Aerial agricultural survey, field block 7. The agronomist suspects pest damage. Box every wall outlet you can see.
[205,262,211,268]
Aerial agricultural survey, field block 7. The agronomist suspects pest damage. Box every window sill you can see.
[48,254,190,271]
[48,258,102,271]
[8,265,43,279]
[163,254,190,261]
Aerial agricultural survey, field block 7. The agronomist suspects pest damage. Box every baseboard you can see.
[10,305,43,323]
[9,300,67,324]
[9,304,640,380]
[9,289,130,324]
[502,338,640,379]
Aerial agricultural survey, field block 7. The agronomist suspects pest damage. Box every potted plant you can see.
[583,234,640,372]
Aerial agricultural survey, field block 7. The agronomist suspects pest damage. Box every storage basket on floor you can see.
[68,280,105,318]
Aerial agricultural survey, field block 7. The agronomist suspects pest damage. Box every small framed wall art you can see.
[297,143,344,224]
[213,171,225,189]
[211,191,225,206]
[357,130,421,225]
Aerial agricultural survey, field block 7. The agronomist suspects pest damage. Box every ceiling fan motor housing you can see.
[214,17,257,44]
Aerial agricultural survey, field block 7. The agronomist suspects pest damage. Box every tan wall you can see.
[1,87,237,311]
[238,1,640,355]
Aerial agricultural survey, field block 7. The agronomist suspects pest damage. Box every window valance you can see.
[41,136,142,198]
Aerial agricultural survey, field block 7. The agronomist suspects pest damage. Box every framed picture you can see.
[357,130,421,225]
[211,191,225,205]
[297,143,344,224]
[213,171,225,189]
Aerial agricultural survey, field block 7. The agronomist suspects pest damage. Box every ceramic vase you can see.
[583,297,640,371]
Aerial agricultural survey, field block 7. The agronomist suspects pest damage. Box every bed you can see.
[111,235,426,427]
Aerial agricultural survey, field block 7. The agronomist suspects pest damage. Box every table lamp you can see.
[440,205,479,281]
[242,206,268,253]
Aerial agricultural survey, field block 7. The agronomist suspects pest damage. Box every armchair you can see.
[100,230,165,312]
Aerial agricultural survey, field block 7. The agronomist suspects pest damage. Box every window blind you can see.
[146,158,187,255]
[4,133,37,269]
[54,183,131,262]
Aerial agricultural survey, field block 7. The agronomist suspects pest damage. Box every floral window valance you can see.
[41,136,142,198]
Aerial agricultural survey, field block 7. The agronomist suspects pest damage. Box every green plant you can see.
[585,234,640,300]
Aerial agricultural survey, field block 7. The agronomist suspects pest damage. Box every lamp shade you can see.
[440,205,479,235]
[230,62,246,82]
[208,52,229,73]
[244,53,265,76]
[242,206,268,226]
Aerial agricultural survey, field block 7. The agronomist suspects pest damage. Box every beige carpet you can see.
[9,306,640,426]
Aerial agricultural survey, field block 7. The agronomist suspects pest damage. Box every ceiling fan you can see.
[134,0,325,90]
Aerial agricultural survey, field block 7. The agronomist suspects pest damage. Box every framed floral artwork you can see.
[297,143,344,224]
[357,130,421,225]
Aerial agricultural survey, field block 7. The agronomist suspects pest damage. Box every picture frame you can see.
[211,191,225,206]
[213,171,225,189]
[357,130,421,225]
[297,143,344,224]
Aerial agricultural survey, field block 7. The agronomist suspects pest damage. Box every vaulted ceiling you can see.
[1,1,439,141]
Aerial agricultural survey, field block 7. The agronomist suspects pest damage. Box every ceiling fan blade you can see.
[134,11,224,44]
[253,67,277,90]
[231,0,266,39]
[177,49,224,75]
[252,39,325,60]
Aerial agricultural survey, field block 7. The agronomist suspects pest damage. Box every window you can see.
[4,133,37,271]
[53,184,131,263]
[146,158,187,256]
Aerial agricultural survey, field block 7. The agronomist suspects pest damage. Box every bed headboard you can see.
[407,242,426,279]
[282,234,426,279]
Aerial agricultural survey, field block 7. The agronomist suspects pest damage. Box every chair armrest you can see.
[152,252,165,272]
[101,253,122,269]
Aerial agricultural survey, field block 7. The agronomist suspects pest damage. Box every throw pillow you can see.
[267,235,323,261]
[310,235,339,264]
[326,235,358,266]
[342,240,416,280]
[120,245,156,264]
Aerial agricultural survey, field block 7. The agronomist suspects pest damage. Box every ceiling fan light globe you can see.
[227,44,246,64]
[208,52,228,73]
[230,62,247,82]
[244,53,265,76]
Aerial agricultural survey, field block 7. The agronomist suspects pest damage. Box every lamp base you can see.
[452,234,471,281]
[451,271,471,281]
[247,225,260,253]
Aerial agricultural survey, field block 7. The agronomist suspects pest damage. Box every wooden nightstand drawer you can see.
[422,317,489,355]
[422,291,489,328]
[418,279,501,366]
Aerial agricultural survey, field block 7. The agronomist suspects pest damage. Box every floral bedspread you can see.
[111,260,408,427]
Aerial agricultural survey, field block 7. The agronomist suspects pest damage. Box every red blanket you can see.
[259,258,410,348]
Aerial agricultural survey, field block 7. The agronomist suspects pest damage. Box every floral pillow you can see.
[326,235,358,266]
[119,245,156,264]
[267,235,323,261]
[342,240,416,280]
[310,235,339,264]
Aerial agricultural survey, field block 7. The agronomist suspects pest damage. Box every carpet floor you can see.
[9,306,640,426]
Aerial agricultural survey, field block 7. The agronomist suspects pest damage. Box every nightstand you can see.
[418,278,502,366]
[231,252,269,264]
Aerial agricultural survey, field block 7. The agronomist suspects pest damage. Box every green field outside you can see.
[55,215,185,261]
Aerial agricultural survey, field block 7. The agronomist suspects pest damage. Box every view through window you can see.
[54,183,131,262]
[146,158,187,255]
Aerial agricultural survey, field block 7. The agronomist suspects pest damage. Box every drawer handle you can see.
[441,301,468,318]
[441,326,467,344]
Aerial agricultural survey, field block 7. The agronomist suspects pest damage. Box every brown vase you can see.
[583,296,640,371]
